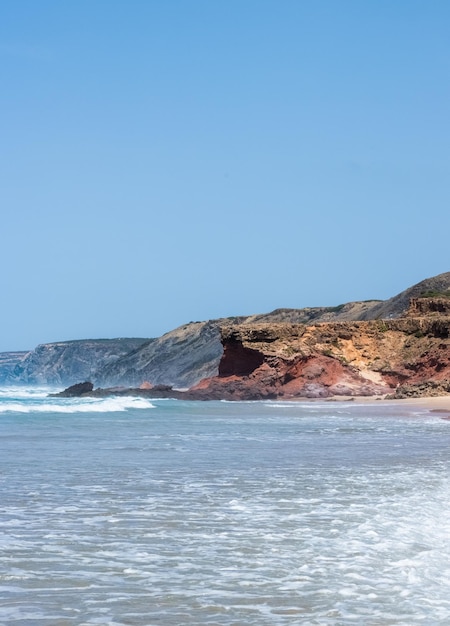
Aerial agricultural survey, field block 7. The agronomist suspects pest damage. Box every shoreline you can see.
[359,395,449,409]
[51,383,450,414]
[324,394,450,415]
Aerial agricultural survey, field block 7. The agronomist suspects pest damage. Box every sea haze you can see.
[1,391,450,625]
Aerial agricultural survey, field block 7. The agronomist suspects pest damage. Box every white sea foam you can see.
[0,395,155,413]
[0,386,52,399]
[1,397,450,624]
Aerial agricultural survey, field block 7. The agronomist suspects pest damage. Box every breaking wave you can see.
[0,394,155,414]
[0,386,52,399]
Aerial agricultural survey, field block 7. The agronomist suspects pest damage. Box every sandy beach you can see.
[365,395,450,416]
[391,395,450,418]
[325,394,450,415]
[395,395,450,409]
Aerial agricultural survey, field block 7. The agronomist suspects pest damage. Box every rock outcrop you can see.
[407,297,450,317]
[191,308,450,400]
[386,380,450,399]
[357,272,450,320]
[50,381,94,397]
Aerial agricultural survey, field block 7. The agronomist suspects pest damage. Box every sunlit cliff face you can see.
[194,302,450,400]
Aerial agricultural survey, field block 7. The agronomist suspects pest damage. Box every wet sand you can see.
[352,394,450,417]
[323,394,450,416]
[393,395,450,418]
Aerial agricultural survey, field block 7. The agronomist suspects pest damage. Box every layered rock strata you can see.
[191,311,450,400]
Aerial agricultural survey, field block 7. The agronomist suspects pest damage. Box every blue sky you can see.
[1,1,449,351]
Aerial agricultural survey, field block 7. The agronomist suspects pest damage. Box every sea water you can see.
[1,389,450,625]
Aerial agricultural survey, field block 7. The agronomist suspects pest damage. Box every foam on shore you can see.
[0,395,155,413]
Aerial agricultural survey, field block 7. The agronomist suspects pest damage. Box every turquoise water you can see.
[1,389,450,625]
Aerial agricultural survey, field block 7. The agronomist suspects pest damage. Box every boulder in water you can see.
[49,381,94,397]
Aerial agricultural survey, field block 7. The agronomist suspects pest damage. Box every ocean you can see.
[1,389,450,625]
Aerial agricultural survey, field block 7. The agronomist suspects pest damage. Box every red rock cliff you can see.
[192,304,450,400]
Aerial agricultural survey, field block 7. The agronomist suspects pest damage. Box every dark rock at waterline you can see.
[49,381,187,400]
[48,381,240,401]
[50,381,94,397]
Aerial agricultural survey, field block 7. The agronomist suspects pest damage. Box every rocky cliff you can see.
[0,352,28,384]
[56,300,450,401]
[10,338,150,386]
[191,303,450,400]
[91,272,450,390]
[1,271,449,390]
[94,321,224,389]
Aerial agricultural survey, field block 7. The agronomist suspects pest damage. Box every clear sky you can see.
[1,1,449,351]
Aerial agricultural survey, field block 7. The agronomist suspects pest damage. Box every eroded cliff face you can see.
[192,304,450,400]
[408,297,450,317]
[94,321,224,389]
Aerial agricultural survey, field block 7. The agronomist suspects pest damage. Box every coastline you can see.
[386,395,450,415]
[50,382,450,416]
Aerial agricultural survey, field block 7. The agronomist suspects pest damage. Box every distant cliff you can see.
[9,338,150,386]
[0,352,28,384]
